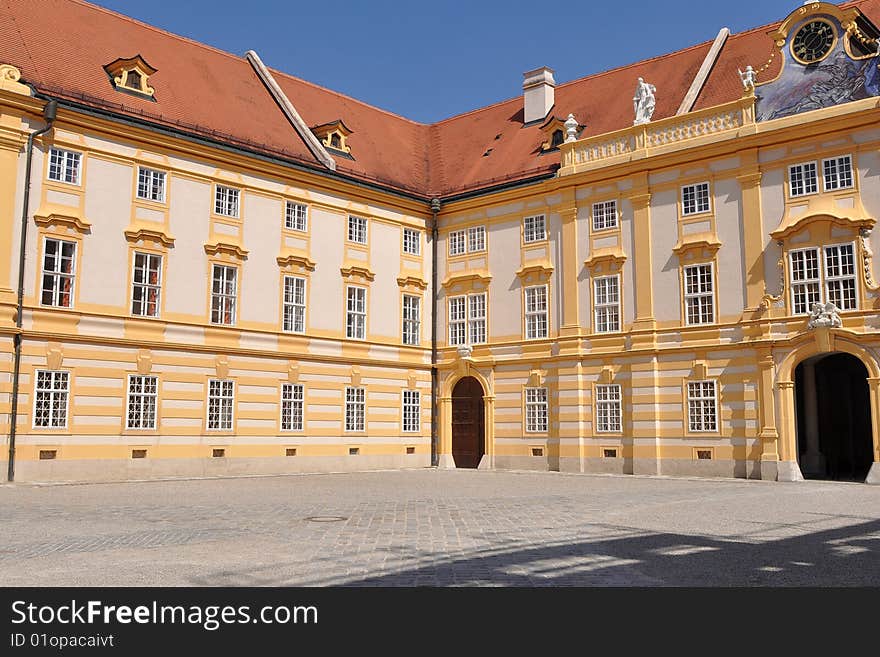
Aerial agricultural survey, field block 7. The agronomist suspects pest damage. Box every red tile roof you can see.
[1,0,878,199]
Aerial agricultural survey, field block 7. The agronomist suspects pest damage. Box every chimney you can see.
[522,66,555,124]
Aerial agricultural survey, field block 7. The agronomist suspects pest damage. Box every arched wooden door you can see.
[452,377,485,469]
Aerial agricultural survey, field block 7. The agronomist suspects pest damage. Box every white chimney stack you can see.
[522,66,555,124]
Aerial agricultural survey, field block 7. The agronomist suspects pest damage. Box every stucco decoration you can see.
[564,113,579,143]
[738,66,757,91]
[136,350,152,375]
[456,344,473,360]
[46,343,63,370]
[860,227,879,291]
[633,77,656,125]
[808,302,842,329]
[287,362,300,383]
[215,355,230,379]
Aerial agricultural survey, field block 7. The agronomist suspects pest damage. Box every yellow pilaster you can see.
[868,377,880,465]
[628,182,655,337]
[736,153,766,314]
[479,394,495,469]
[558,192,580,337]
[758,349,779,462]
[776,379,795,462]
[0,110,24,307]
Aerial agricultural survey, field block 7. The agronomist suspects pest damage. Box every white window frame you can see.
[346,285,367,340]
[788,162,818,197]
[345,386,366,432]
[126,374,158,430]
[131,251,162,318]
[592,200,618,231]
[402,294,421,346]
[681,182,711,216]
[683,263,715,325]
[402,389,420,433]
[206,379,234,431]
[687,380,718,433]
[33,369,70,429]
[136,166,166,203]
[449,230,466,256]
[822,155,854,192]
[823,243,858,311]
[523,214,546,243]
[210,264,237,325]
[285,201,308,232]
[448,296,467,345]
[468,292,487,344]
[282,275,307,334]
[524,284,548,339]
[214,184,240,217]
[525,387,548,433]
[467,226,486,253]
[280,383,304,432]
[348,215,368,244]
[47,147,81,185]
[403,228,421,256]
[40,237,77,308]
[595,384,622,433]
[593,275,621,333]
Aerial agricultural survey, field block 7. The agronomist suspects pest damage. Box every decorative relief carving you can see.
[215,355,230,379]
[760,240,786,310]
[860,227,879,291]
[808,302,842,329]
[46,343,63,370]
[136,350,152,375]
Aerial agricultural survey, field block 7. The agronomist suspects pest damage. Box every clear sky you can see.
[94,0,808,123]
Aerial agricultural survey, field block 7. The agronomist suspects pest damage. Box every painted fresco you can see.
[756,16,880,122]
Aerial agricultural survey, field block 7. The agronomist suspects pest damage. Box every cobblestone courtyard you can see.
[1,469,878,586]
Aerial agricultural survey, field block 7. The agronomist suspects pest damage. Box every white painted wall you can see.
[715,177,745,317]
[649,189,680,322]
[166,176,211,316]
[308,208,344,332]
[240,193,281,325]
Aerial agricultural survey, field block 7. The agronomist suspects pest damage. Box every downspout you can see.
[430,197,440,467]
[7,99,57,482]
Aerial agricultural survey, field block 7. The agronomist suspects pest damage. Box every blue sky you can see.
[95,0,807,122]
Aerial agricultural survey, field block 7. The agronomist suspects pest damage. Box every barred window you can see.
[402,389,420,433]
[403,228,421,255]
[448,296,467,345]
[789,162,818,197]
[131,252,162,317]
[789,248,821,315]
[281,383,304,432]
[207,379,234,431]
[523,215,546,243]
[449,230,466,256]
[468,226,486,252]
[681,182,710,215]
[592,200,618,231]
[468,293,487,344]
[283,276,307,333]
[402,294,421,345]
[348,215,367,244]
[683,264,714,325]
[137,167,166,202]
[822,156,853,191]
[285,202,308,231]
[345,386,365,432]
[214,184,239,217]
[595,384,622,433]
[525,387,548,433]
[126,375,158,430]
[823,243,857,311]
[594,275,620,333]
[524,285,548,339]
[210,264,237,325]
[346,285,367,339]
[41,238,76,308]
[48,148,81,185]
[33,370,69,429]
[687,380,718,432]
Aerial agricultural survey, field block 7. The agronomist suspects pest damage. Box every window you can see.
[525,387,548,433]
[592,200,618,231]
[789,162,818,197]
[402,389,420,433]
[210,264,237,325]
[402,294,421,345]
[125,70,142,90]
[448,296,466,345]
[681,182,710,215]
[448,293,486,345]
[687,380,718,432]
[594,275,620,333]
[330,133,342,150]
[33,370,69,429]
[126,374,158,430]
[285,202,307,232]
[346,285,367,339]
[131,252,162,317]
[523,215,546,243]
[524,285,548,339]
[824,243,857,311]
[41,238,76,308]
[136,167,166,202]
[550,129,564,149]
[348,215,367,244]
[822,155,853,191]
[281,383,304,432]
[214,184,240,217]
[403,228,421,255]
[468,293,487,344]
[468,226,486,252]
[47,148,81,185]
[683,264,714,325]
[345,386,365,432]
[449,230,466,256]
[595,384,622,433]
[207,379,234,431]
[282,276,306,333]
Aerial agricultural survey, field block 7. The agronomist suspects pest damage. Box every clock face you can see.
[791,20,836,64]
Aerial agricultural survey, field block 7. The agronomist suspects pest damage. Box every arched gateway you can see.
[451,377,485,469]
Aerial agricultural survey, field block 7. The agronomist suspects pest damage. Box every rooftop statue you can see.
[633,77,656,125]
[738,65,757,91]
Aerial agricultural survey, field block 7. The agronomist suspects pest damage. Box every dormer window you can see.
[550,129,564,149]
[330,133,342,149]
[539,115,579,152]
[103,55,157,99]
[310,120,353,156]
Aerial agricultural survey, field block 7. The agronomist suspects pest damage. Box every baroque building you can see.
[1,0,880,483]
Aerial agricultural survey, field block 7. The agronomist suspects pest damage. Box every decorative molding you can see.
[859,227,880,291]
[441,271,492,290]
[311,119,353,154]
[407,370,418,389]
[526,369,545,387]
[583,247,627,272]
[287,361,300,383]
[0,63,32,96]
[103,55,157,98]
[396,275,428,291]
[350,365,362,387]
[215,355,230,379]
[598,366,614,385]
[34,212,91,234]
[691,360,709,380]
[808,302,842,330]
[136,350,153,375]
[124,226,175,247]
[46,342,63,370]
[204,241,249,260]
[770,210,874,242]
[276,252,316,272]
[340,265,375,282]
[672,232,722,258]
[515,262,554,282]
[760,240,785,310]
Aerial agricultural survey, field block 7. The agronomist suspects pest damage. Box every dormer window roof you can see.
[311,119,353,155]
[539,115,580,152]
[103,55,157,99]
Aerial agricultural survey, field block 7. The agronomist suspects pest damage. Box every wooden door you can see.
[452,377,484,469]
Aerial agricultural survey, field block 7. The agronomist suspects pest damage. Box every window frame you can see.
[822,155,854,192]
[345,285,367,340]
[682,262,715,326]
[467,225,486,253]
[591,200,619,232]
[206,378,235,431]
[345,386,366,433]
[126,374,158,431]
[40,236,77,309]
[524,284,549,340]
[47,147,82,186]
[402,293,421,346]
[523,214,547,244]
[593,274,621,333]
[787,244,859,315]
[402,389,421,433]
[280,382,304,432]
[686,379,719,433]
[210,264,238,325]
[282,275,307,334]
[402,228,421,256]
[285,201,308,232]
[130,251,162,318]
[680,181,711,216]
[595,383,622,433]
[214,184,240,218]
[449,230,466,256]
[524,387,549,433]
[788,161,819,198]
[32,369,70,430]
[822,242,858,311]
[347,215,368,245]
[136,166,166,203]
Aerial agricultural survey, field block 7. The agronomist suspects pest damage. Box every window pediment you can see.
[770,210,873,241]
[104,55,157,99]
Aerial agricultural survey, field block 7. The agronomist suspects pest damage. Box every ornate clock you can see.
[791,19,836,64]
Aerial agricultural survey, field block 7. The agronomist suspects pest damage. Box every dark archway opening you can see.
[452,377,485,469]
[795,353,873,481]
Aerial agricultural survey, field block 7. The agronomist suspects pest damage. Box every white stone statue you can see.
[808,302,842,329]
[633,77,656,125]
[457,344,473,359]
[564,113,578,143]
[738,65,757,91]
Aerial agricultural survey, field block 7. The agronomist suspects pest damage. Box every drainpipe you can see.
[430,197,441,467]
[7,99,57,482]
